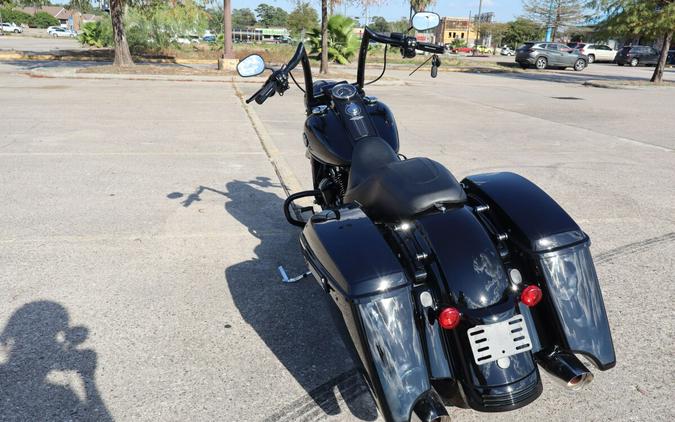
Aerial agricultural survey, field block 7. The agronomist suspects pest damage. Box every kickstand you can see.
[278,266,311,283]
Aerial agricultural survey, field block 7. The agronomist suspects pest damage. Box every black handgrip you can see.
[417,41,445,54]
[254,81,277,105]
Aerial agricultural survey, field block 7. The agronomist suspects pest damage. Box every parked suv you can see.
[566,43,617,63]
[0,22,22,33]
[615,45,659,67]
[516,42,588,71]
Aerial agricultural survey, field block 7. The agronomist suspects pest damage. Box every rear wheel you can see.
[588,54,595,64]
[574,59,587,71]
[535,57,548,70]
[630,58,639,67]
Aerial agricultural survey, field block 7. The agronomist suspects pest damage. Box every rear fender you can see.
[417,208,542,411]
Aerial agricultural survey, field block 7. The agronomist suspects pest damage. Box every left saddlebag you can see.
[300,206,438,422]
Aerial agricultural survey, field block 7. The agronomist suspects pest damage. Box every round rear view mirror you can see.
[411,12,441,32]
[237,54,266,77]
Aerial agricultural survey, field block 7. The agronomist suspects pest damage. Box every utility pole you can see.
[476,0,483,46]
[545,0,555,42]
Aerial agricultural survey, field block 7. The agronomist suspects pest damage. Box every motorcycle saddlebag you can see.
[462,172,616,370]
[299,206,438,422]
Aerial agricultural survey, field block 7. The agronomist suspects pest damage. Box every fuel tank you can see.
[304,81,399,166]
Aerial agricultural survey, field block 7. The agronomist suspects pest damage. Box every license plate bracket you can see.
[467,314,533,365]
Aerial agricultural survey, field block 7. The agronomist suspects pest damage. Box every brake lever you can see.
[431,54,441,78]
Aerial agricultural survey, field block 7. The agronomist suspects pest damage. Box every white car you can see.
[500,46,515,56]
[48,27,76,38]
[0,22,23,33]
[567,43,617,63]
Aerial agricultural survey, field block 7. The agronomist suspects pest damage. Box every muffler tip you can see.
[566,371,594,391]
[538,351,595,392]
[412,388,450,422]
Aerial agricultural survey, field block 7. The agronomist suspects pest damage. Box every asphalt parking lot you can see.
[1,55,674,422]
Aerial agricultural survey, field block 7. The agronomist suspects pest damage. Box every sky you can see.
[232,1,523,23]
[48,0,523,23]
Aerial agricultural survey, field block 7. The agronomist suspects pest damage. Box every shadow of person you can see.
[167,177,377,421]
[0,301,113,421]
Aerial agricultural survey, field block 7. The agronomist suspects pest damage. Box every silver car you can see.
[516,42,588,71]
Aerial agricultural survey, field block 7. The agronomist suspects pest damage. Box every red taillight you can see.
[521,285,543,307]
[438,307,461,329]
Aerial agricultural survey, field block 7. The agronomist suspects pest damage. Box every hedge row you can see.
[0,8,60,28]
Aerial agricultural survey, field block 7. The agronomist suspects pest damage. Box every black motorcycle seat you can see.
[345,137,466,221]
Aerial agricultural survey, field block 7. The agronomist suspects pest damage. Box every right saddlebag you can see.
[462,172,616,370]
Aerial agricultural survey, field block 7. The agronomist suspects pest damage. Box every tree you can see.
[232,8,256,28]
[254,3,288,27]
[482,21,508,47]
[308,14,359,64]
[288,2,318,38]
[67,0,93,13]
[411,0,436,12]
[369,16,389,32]
[590,0,675,83]
[390,17,410,33]
[501,18,545,48]
[320,0,328,73]
[522,0,585,41]
[110,0,133,66]
[16,0,49,14]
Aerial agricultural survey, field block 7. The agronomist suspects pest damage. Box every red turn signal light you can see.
[438,307,461,330]
[521,285,543,307]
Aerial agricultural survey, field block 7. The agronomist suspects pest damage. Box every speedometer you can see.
[331,83,358,100]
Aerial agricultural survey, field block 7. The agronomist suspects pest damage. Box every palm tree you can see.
[410,0,436,12]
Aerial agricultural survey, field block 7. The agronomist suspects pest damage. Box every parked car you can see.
[615,45,660,67]
[516,41,588,71]
[668,50,675,65]
[500,46,515,56]
[451,46,472,54]
[0,22,22,33]
[475,45,491,54]
[567,43,617,63]
[202,30,216,43]
[48,27,76,38]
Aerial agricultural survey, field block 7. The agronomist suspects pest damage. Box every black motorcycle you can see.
[237,12,615,422]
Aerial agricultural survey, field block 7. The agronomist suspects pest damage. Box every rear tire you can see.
[588,54,595,64]
[630,58,639,67]
[535,57,547,70]
[574,59,587,71]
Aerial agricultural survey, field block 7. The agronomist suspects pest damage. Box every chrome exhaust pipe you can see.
[412,388,450,422]
[538,351,594,391]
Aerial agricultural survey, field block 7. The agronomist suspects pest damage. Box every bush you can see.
[450,38,467,48]
[0,8,32,26]
[79,21,111,48]
[30,12,60,28]
[78,2,208,52]
[307,15,359,64]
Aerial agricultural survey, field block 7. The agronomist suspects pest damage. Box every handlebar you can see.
[245,43,315,109]
[357,27,445,87]
[247,77,277,104]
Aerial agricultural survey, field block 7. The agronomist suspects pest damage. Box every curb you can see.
[0,51,218,65]
[232,82,304,199]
